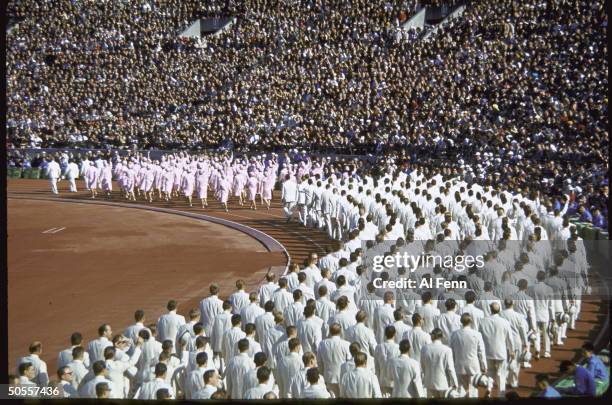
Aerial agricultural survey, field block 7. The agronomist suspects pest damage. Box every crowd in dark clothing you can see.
[6,0,608,226]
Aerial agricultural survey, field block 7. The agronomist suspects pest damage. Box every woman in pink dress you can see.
[86,161,100,199]
[181,167,195,207]
[115,160,125,196]
[162,166,174,202]
[262,168,275,210]
[218,176,230,212]
[246,173,259,210]
[232,165,247,206]
[100,161,113,199]
[195,164,210,208]
[137,164,147,198]
[172,165,183,198]
[153,162,163,199]
[143,164,156,202]
[209,164,219,194]
[124,163,136,201]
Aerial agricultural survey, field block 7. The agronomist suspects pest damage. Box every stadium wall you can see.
[401,7,427,31]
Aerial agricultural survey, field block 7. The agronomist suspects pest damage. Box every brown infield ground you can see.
[7,178,609,397]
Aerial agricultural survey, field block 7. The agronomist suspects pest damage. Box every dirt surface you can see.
[7,178,609,397]
[7,197,284,374]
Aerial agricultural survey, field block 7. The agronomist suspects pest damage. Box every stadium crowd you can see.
[6,0,609,399]
[6,0,608,225]
[11,149,609,399]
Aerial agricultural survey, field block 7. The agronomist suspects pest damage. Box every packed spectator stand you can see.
[5,0,609,400]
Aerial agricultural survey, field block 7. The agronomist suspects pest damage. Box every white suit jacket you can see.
[210,311,232,353]
[136,377,174,399]
[230,290,250,315]
[320,190,335,214]
[500,308,529,352]
[66,359,88,389]
[241,303,265,329]
[225,352,255,399]
[157,311,186,343]
[47,161,61,178]
[289,366,326,398]
[86,337,113,364]
[194,384,218,399]
[403,326,431,363]
[245,382,279,399]
[281,180,298,203]
[124,322,149,346]
[297,316,324,353]
[58,346,90,370]
[18,354,49,387]
[272,289,294,313]
[254,312,276,342]
[459,303,485,331]
[339,367,382,398]
[277,352,303,397]
[261,326,285,369]
[199,295,223,336]
[449,327,487,375]
[258,282,279,307]
[372,303,395,343]
[421,340,458,391]
[79,375,116,398]
[284,301,305,327]
[245,366,276,394]
[184,366,214,399]
[436,311,462,346]
[316,336,351,384]
[416,303,440,333]
[328,310,357,338]
[345,322,378,356]
[222,327,246,363]
[479,314,514,361]
[136,339,162,383]
[529,282,555,323]
[374,340,400,387]
[302,383,331,398]
[388,354,425,398]
[315,296,336,325]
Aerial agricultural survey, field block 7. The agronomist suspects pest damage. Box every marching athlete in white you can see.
[479,302,515,398]
[450,313,487,398]
[421,328,458,398]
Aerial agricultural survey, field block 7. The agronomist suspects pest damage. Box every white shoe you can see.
[523,362,532,368]
[543,352,551,358]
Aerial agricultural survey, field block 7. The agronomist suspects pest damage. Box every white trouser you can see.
[506,349,521,387]
[324,213,334,238]
[50,177,58,194]
[535,321,550,354]
[283,201,296,219]
[458,374,478,398]
[298,204,308,226]
[314,210,324,228]
[555,317,568,340]
[68,177,77,192]
[487,358,507,397]
[325,214,341,239]
[332,218,342,240]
